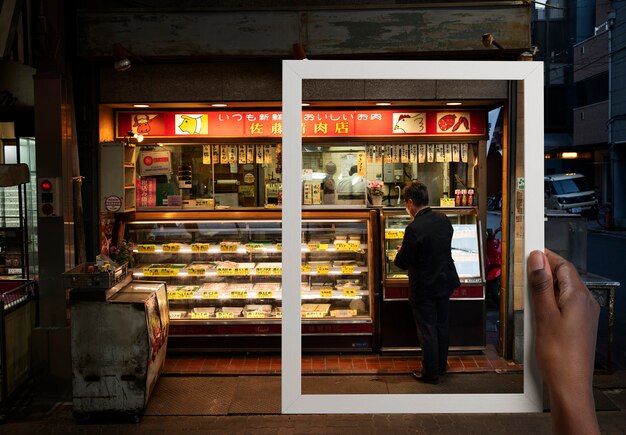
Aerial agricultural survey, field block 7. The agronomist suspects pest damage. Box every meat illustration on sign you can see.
[437,112,470,133]
[132,114,158,134]
[393,112,426,134]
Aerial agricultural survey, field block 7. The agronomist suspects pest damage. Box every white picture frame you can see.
[281,60,544,414]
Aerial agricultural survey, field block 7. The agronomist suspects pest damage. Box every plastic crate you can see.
[63,263,128,289]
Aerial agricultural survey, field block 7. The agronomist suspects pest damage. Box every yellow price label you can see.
[246,311,266,319]
[218,267,250,276]
[167,292,180,300]
[341,265,355,274]
[138,244,156,252]
[202,291,219,299]
[220,244,239,252]
[318,244,329,251]
[144,267,179,277]
[255,267,281,275]
[320,289,333,298]
[191,312,211,319]
[187,267,206,276]
[216,312,235,319]
[316,265,329,274]
[335,241,360,251]
[275,312,282,318]
[303,311,326,318]
[246,243,264,251]
[385,230,404,240]
[191,243,209,252]
[230,291,248,299]
[180,291,194,299]
[343,288,357,297]
[162,243,181,252]
[257,290,274,299]
[276,243,282,251]
[301,265,312,273]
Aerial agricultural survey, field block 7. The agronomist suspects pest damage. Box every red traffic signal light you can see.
[40,179,53,191]
[38,177,60,217]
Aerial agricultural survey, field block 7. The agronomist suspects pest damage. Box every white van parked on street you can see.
[544,173,598,215]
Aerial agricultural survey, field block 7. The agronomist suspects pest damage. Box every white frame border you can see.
[281,60,544,414]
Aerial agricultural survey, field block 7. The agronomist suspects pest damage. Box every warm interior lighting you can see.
[133,104,150,108]
[375,102,391,106]
[211,103,228,107]
[560,152,578,159]
[446,102,463,106]
[302,103,310,107]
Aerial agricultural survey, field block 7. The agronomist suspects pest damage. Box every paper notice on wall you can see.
[238,145,247,164]
[256,145,264,163]
[435,144,445,162]
[367,145,374,164]
[418,144,426,163]
[427,144,435,163]
[444,143,452,162]
[410,144,418,163]
[138,150,172,176]
[264,145,272,164]
[384,145,392,163]
[357,152,366,177]
[220,145,228,164]
[452,143,460,162]
[136,177,156,208]
[375,145,383,164]
[247,145,255,163]
[202,145,211,164]
[303,181,312,205]
[213,145,220,164]
[392,145,400,163]
[461,143,468,163]
[401,145,410,163]
[228,146,237,164]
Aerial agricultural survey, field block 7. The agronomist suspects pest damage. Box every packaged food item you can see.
[193,307,216,315]
[169,310,188,319]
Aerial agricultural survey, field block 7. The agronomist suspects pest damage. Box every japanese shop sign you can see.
[138,150,172,176]
[116,110,485,139]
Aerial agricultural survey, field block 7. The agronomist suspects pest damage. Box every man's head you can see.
[349,165,358,176]
[403,181,429,217]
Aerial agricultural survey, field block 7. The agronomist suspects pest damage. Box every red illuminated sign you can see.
[117,110,486,140]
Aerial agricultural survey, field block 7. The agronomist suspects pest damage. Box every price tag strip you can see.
[218,267,251,276]
[230,291,248,299]
[216,312,235,319]
[334,241,361,251]
[257,290,274,299]
[191,312,211,319]
[255,267,282,275]
[219,244,239,252]
[144,267,180,277]
[137,244,156,253]
[201,291,220,299]
[191,243,210,252]
[302,311,326,319]
[385,230,405,239]
[187,267,207,276]
[162,243,181,252]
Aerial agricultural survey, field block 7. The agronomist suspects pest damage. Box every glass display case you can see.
[122,209,377,351]
[380,207,485,350]
[383,207,483,291]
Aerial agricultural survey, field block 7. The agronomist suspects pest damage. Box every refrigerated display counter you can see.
[122,208,379,352]
[380,207,485,351]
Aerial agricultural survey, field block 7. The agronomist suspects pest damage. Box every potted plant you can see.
[368,180,384,206]
[108,239,135,268]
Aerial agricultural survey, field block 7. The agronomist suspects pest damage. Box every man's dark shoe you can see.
[412,370,439,385]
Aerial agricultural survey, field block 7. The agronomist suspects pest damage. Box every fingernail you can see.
[528,251,544,272]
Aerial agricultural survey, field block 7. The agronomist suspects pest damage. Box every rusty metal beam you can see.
[76,5,531,60]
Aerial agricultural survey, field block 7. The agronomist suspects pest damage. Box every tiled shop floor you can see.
[163,345,522,375]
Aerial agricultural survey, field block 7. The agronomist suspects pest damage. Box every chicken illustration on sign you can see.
[176,114,209,135]
[437,112,470,133]
[392,112,426,134]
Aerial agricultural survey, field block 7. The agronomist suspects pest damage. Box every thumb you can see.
[528,250,559,323]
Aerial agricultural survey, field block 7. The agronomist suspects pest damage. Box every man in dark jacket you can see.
[394,181,460,384]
